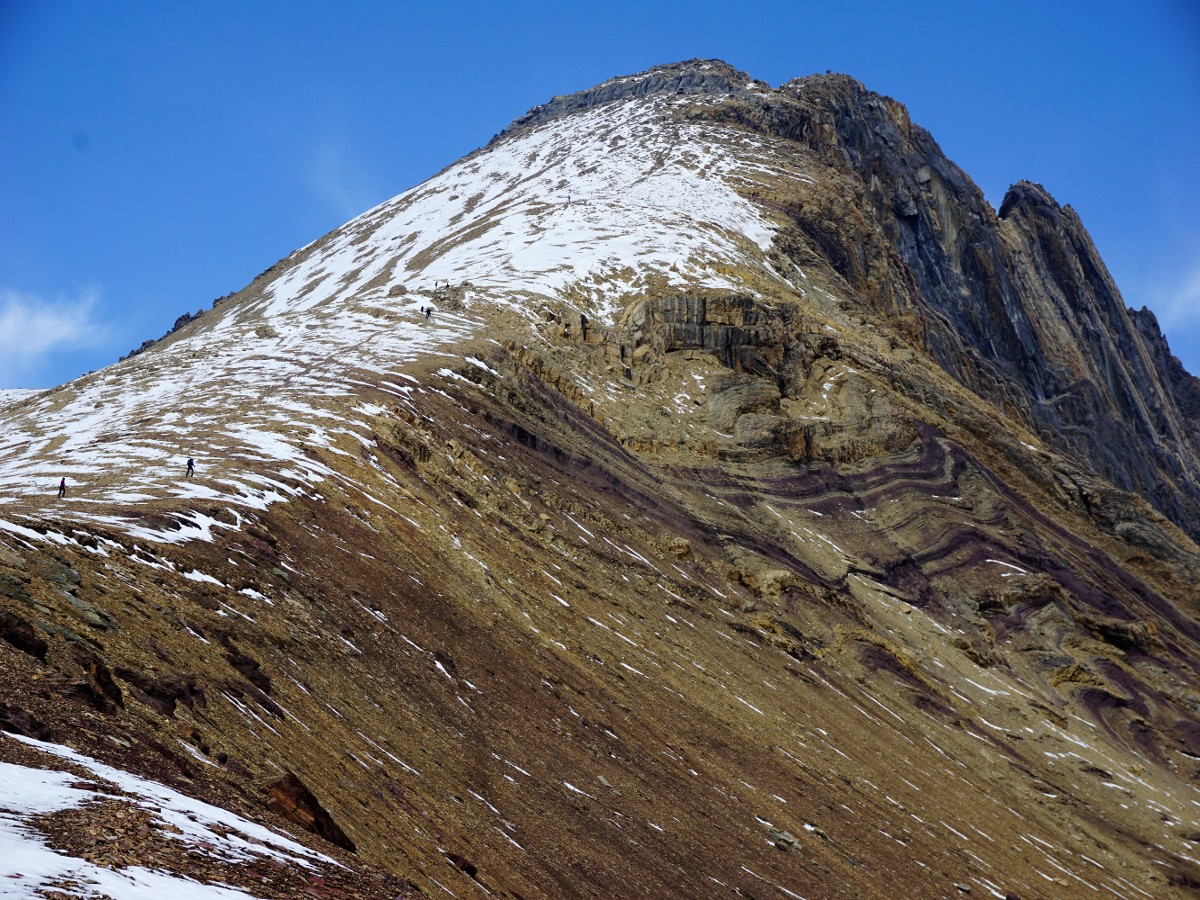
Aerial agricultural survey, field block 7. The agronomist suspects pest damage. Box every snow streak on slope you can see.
[0,301,476,540]
[0,733,337,898]
[0,391,37,412]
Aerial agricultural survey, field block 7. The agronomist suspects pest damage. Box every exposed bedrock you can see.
[666,73,1200,540]
[614,292,914,464]
[492,59,758,143]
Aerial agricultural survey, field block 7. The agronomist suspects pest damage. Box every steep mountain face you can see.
[674,65,1200,537]
[2,60,1200,898]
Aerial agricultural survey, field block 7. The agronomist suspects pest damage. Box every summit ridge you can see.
[492,59,759,141]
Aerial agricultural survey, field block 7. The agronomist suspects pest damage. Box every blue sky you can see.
[2,0,1198,388]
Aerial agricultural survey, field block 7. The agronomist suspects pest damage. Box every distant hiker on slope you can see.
[57,477,66,498]
[186,457,195,477]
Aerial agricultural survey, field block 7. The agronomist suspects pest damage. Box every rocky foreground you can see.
[2,61,1199,898]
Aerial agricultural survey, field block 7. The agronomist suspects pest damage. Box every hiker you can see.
[57,477,66,498]
[425,306,432,320]
[186,457,195,477]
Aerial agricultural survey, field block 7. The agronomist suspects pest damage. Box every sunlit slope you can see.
[1,59,1199,898]
[0,87,811,541]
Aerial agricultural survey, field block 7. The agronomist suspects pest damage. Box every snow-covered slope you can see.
[0,89,807,543]
[257,94,788,321]
[1,733,338,898]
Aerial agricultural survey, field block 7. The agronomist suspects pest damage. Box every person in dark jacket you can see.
[57,477,66,498]
[186,457,195,477]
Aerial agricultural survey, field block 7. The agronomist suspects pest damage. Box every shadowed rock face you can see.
[266,772,357,852]
[2,60,1200,898]
[678,71,1200,541]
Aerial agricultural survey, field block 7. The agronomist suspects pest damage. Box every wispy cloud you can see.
[0,287,112,388]
[307,138,380,221]
[1154,261,1200,333]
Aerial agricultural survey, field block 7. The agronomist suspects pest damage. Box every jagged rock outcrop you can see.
[684,73,1200,539]
[492,59,760,142]
[266,772,358,852]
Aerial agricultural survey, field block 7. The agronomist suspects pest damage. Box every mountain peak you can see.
[998,179,1061,219]
[493,61,892,147]
[491,58,757,143]
[3,61,1200,898]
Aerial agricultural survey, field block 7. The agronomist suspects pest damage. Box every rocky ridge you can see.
[0,60,1199,898]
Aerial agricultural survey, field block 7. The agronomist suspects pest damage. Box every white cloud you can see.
[308,138,379,222]
[0,287,112,388]
[1155,261,1200,332]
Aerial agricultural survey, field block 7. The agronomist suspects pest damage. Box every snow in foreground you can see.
[0,732,336,899]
